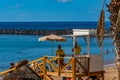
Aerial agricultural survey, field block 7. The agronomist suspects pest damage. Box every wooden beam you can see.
[28,57,44,64]
[101,72,104,80]
[58,56,60,76]
[61,59,72,72]
[43,56,47,80]
[72,58,76,80]
[47,72,58,76]
[45,75,53,80]
[27,66,42,79]
[88,57,90,72]
[0,68,15,75]
[47,60,58,72]
[37,65,44,73]
[76,59,88,73]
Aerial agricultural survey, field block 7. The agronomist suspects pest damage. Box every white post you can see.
[73,36,76,47]
[87,35,90,55]
[73,36,76,55]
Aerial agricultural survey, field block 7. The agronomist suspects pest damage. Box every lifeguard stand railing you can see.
[0,55,104,80]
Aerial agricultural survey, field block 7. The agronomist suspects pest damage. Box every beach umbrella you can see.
[38,34,66,42]
[38,34,66,55]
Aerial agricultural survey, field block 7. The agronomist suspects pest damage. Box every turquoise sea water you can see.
[0,34,115,72]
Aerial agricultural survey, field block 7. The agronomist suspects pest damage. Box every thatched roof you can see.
[107,0,120,23]
[107,0,120,35]
[3,60,41,80]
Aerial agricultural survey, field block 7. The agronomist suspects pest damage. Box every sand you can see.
[104,64,118,80]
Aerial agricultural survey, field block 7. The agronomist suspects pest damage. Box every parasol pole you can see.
[51,41,54,56]
[73,36,76,54]
[73,36,76,47]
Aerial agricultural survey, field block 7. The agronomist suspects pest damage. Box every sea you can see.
[0,21,115,72]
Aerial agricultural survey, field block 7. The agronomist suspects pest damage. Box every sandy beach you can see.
[104,63,118,80]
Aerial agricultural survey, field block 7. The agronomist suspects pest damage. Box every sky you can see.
[0,0,110,22]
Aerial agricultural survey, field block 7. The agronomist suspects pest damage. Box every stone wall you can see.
[0,29,73,35]
[0,29,112,36]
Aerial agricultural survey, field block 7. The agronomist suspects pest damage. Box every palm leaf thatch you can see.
[3,60,41,80]
[108,0,120,80]
[96,9,105,48]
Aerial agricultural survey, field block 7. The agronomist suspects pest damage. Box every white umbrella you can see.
[38,34,66,42]
[38,34,66,55]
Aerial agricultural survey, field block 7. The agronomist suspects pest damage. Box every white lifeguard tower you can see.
[73,29,104,77]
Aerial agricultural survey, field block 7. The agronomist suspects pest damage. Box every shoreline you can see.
[104,59,116,66]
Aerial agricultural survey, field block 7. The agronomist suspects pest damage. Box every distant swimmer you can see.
[105,49,109,55]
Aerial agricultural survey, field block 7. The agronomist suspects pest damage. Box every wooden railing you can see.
[0,55,90,80]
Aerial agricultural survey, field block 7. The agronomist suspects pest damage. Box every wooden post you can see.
[5,73,8,79]
[88,57,90,73]
[33,62,36,71]
[58,56,60,76]
[102,72,104,80]
[43,56,47,80]
[72,57,76,80]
